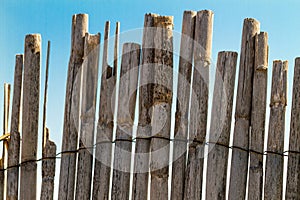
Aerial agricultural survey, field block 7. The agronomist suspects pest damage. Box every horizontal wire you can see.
[207,142,291,157]
[0,139,299,172]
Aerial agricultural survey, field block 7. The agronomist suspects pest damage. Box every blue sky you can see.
[0,0,299,198]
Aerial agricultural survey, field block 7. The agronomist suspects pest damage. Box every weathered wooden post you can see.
[149,15,173,200]
[7,55,23,200]
[248,32,268,200]
[171,10,196,200]
[111,43,140,200]
[185,10,213,200]
[40,128,56,200]
[42,41,51,152]
[114,22,120,76]
[228,18,260,200]
[286,58,300,200]
[0,83,11,200]
[20,34,41,200]
[132,14,156,200]
[93,21,117,200]
[264,60,287,200]
[58,14,88,200]
[75,33,100,200]
[40,41,57,200]
[206,51,238,200]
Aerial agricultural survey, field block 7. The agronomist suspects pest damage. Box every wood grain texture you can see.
[75,33,100,200]
[185,10,213,200]
[286,152,300,200]
[248,32,268,200]
[206,51,238,200]
[286,57,300,200]
[20,34,41,200]
[264,60,287,200]
[228,18,260,200]
[58,14,88,200]
[93,21,117,200]
[111,43,140,200]
[41,129,56,200]
[132,13,156,200]
[7,55,23,200]
[150,15,173,200]
[171,10,196,200]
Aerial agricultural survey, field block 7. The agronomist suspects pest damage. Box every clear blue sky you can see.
[0,0,299,198]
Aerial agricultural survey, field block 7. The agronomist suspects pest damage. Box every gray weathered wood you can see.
[132,13,156,200]
[58,14,88,200]
[114,22,120,76]
[7,55,23,200]
[286,57,300,200]
[75,33,100,200]
[248,32,268,200]
[111,43,140,200]
[264,60,287,200]
[0,83,10,200]
[40,41,56,200]
[206,51,238,200]
[42,41,51,152]
[171,11,196,200]
[185,10,213,200]
[149,15,173,200]
[228,18,260,200]
[20,34,41,200]
[41,128,57,200]
[93,21,116,200]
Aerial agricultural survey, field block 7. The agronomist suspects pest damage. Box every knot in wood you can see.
[255,64,268,71]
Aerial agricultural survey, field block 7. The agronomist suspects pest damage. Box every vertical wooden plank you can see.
[7,55,23,200]
[185,10,213,200]
[114,22,120,76]
[41,128,57,200]
[171,11,196,200]
[132,13,156,200]
[75,33,100,200]
[248,32,268,200]
[228,18,260,200]
[149,15,173,200]
[58,14,88,200]
[111,43,140,200]
[93,21,116,200]
[40,41,57,200]
[20,34,41,200]
[0,83,11,200]
[3,84,10,139]
[42,41,51,152]
[286,58,300,200]
[264,60,287,200]
[206,51,238,200]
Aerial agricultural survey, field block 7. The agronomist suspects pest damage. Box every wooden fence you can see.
[0,9,299,200]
